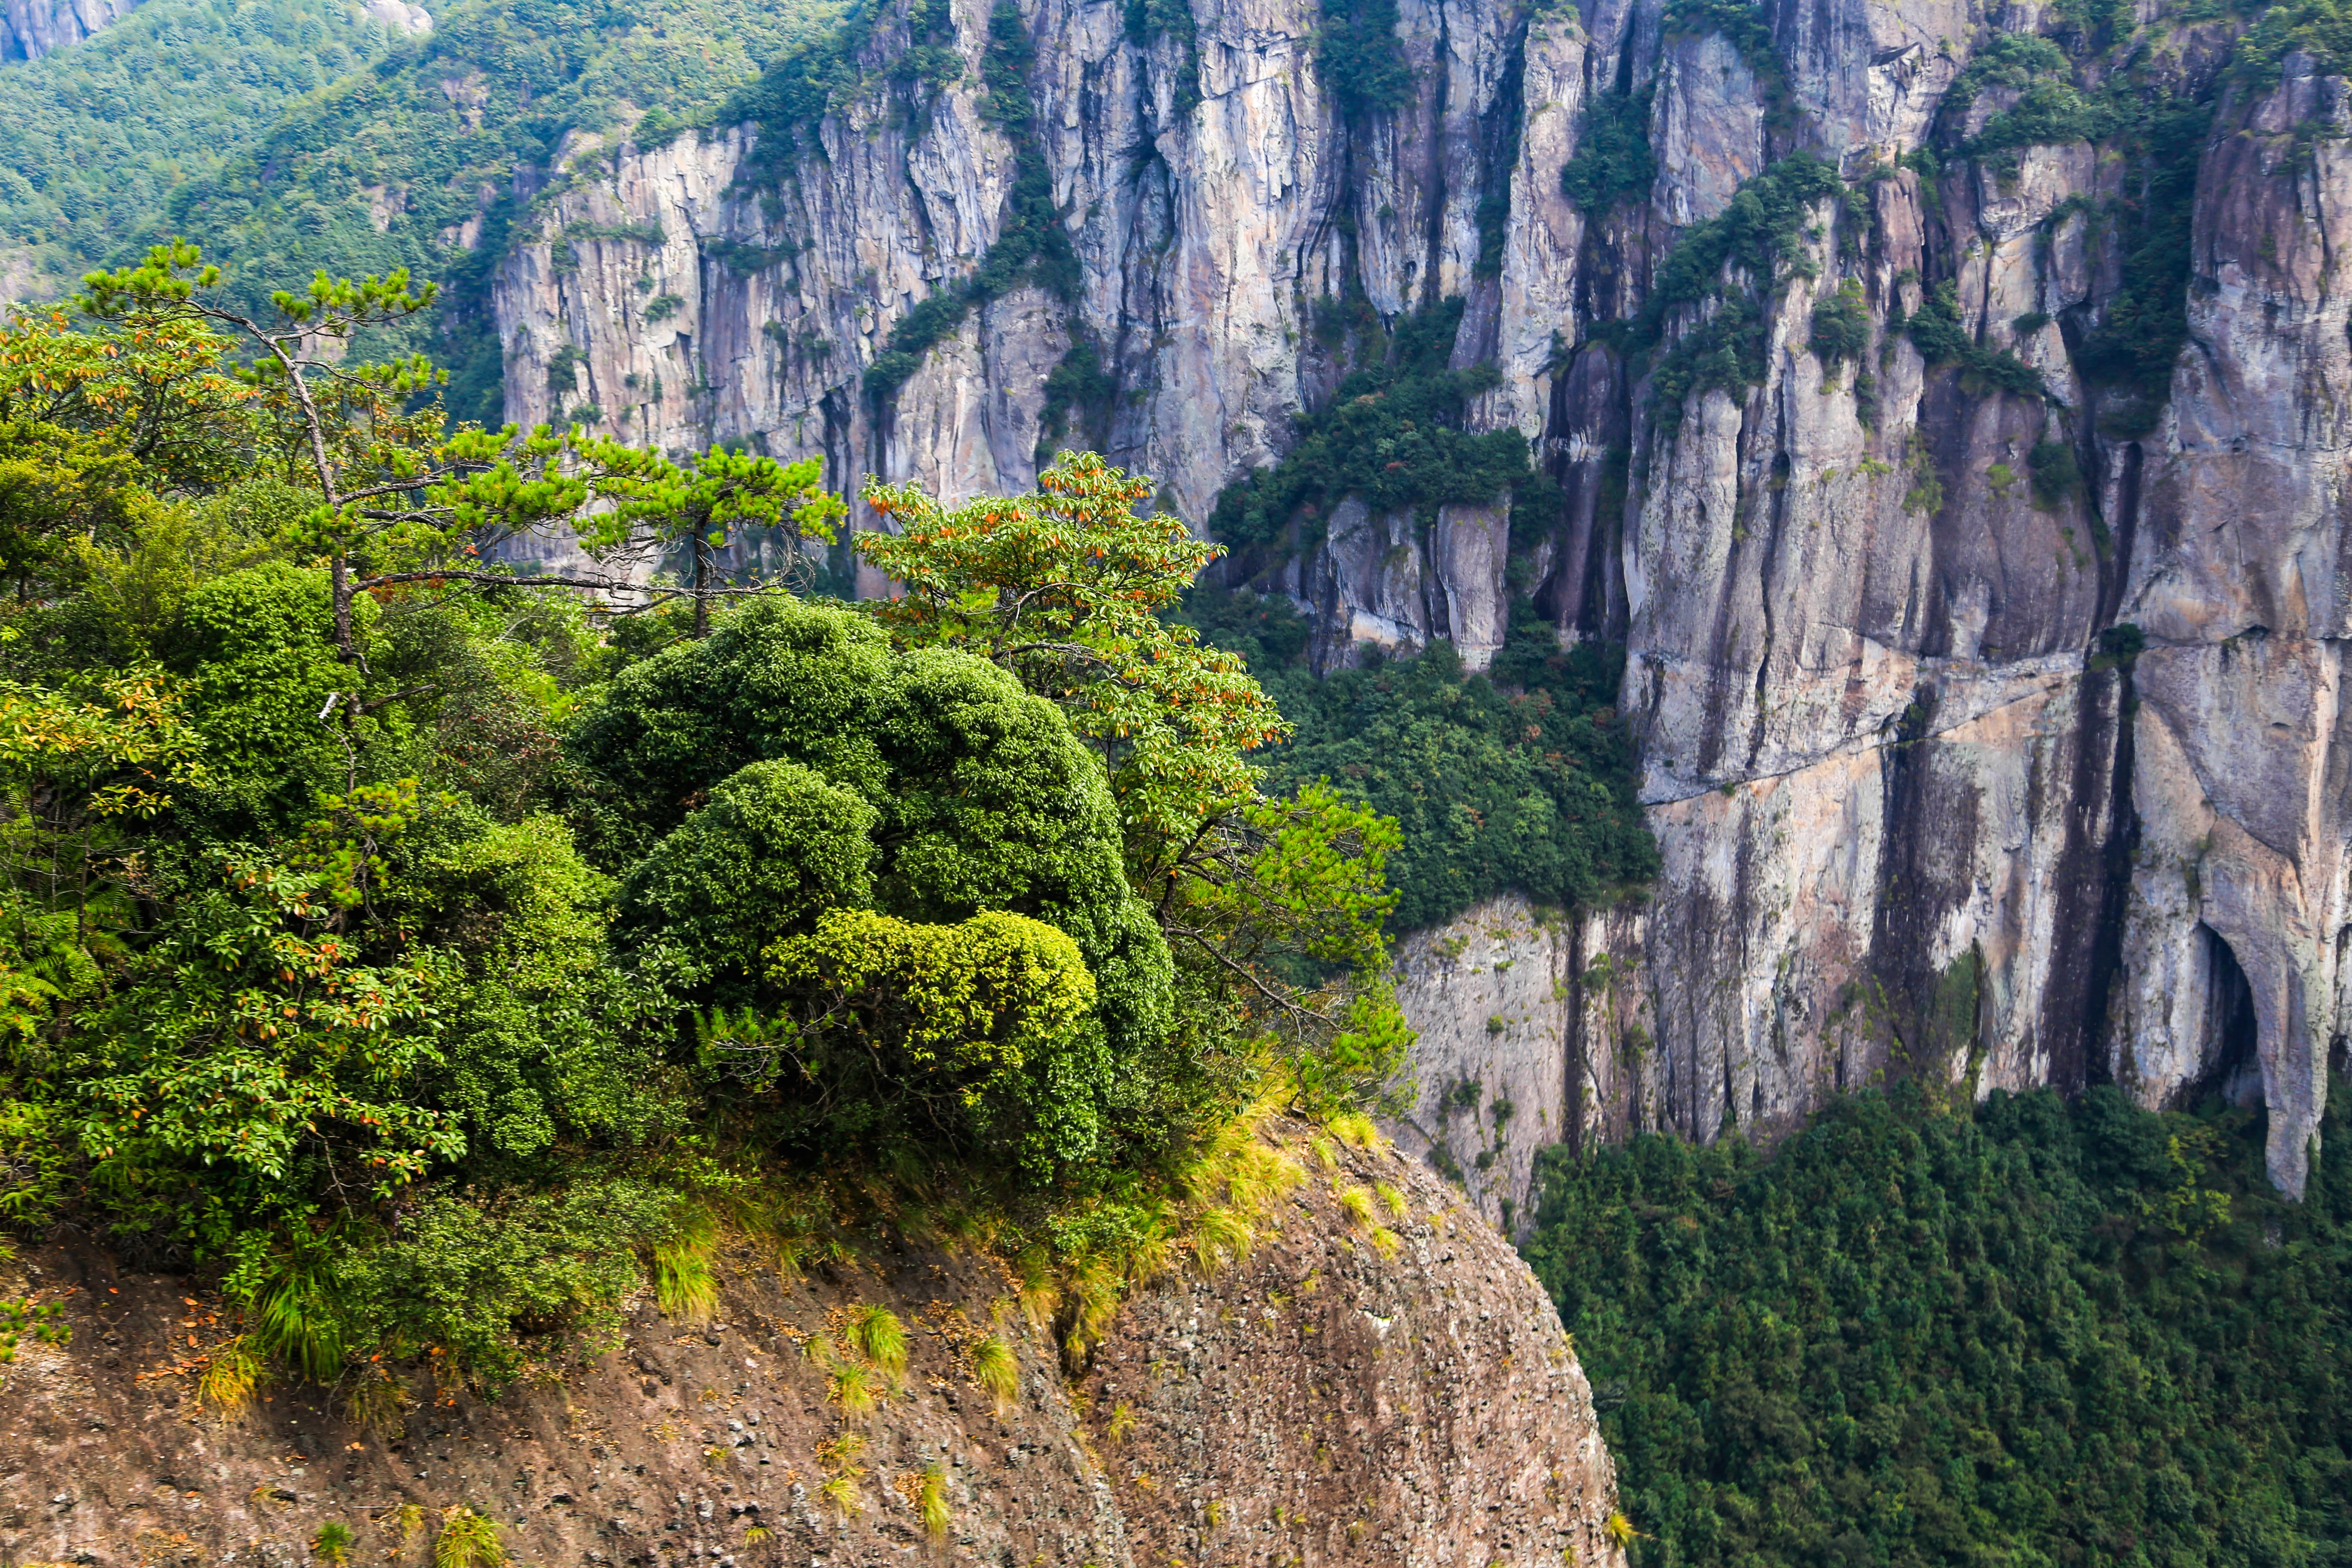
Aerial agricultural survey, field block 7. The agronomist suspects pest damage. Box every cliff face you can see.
[0,1126,1625,1567]
[0,0,138,59]
[482,0,2352,1197]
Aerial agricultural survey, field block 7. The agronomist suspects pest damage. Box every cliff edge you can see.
[0,1123,1626,1568]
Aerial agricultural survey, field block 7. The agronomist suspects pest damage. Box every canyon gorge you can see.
[461,0,2352,1218]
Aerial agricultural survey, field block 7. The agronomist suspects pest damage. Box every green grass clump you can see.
[654,1213,719,1325]
[971,1335,1020,1414]
[917,1465,951,1539]
[432,1507,502,1568]
[851,1304,906,1378]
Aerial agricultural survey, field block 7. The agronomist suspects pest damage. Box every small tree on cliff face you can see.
[858,451,1414,1113]
[571,438,843,638]
[70,242,842,654]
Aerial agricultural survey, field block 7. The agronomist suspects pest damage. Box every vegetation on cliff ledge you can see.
[0,244,1411,1393]
[1179,591,1658,932]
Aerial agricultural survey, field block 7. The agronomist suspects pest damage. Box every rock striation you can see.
[476,0,2351,1198]
[0,0,138,59]
[0,1124,1626,1567]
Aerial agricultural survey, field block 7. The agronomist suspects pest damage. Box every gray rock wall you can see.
[476,0,2352,1195]
[1,0,139,59]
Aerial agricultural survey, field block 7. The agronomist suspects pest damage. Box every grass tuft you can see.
[344,1368,407,1435]
[918,1465,951,1540]
[199,1335,266,1416]
[311,1521,354,1566]
[818,1476,862,1518]
[850,1304,906,1377]
[654,1211,719,1325]
[1192,1207,1255,1276]
[1376,1180,1408,1219]
[1338,1185,1377,1227]
[827,1357,875,1421]
[433,1506,503,1568]
[971,1334,1019,1415]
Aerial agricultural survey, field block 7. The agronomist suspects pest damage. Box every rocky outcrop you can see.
[1,0,138,59]
[1385,895,1648,1238]
[0,1125,1627,1568]
[476,0,2351,1194]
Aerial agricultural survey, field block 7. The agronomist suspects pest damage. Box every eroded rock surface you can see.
[0,1128,1626,1567]
[1,0,139,59]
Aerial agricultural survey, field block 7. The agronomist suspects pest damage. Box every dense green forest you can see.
[1528,1084,2352,1567]
[0,0,397,299]
[1181,589,1657,932]
[1,0,842,420]
[0,246,1407,1395]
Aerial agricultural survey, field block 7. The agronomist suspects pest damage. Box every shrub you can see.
[1561,88,1656,212]
[2028,438,2082,508]
[1807,279,1871,365]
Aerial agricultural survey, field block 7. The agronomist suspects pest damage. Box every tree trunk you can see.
[693,534,711,639]
[332,549,354,660]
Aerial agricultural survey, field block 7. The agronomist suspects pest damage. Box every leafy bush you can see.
[1526,1081,2352,1567]
[2236,0,2352,89]
[1807,279,1870,365]
[2028,437,2082,508]
[1941,33,2070,122]
[333,1176,694,1386]
[571,597,1181,1176]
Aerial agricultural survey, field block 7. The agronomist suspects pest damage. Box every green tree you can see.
[573,437,844,638]
[860,450,1287,872]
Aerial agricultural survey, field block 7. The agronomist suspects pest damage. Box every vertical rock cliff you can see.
[478,0,2351,1201]
[0,0,139,58]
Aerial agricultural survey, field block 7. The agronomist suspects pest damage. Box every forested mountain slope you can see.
[1529,1079,2352,1567]
[0,0,414,299]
